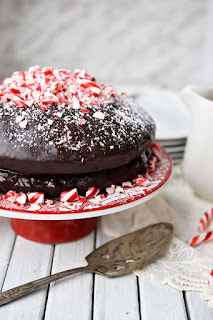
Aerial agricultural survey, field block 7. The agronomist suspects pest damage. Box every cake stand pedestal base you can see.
[11,217,97,244]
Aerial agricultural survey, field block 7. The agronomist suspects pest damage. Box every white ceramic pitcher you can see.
[181,85,213,201]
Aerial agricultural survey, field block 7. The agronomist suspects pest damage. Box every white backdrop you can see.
[0,0,210,89]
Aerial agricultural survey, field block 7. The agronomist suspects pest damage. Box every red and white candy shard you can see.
[86,186,100,199]
[18,119,28,129]
[106,185,115,195]
[81,108,89,114]
[122,181,133,188]
[5,191,17,203]
[27,192,44,204]
[95,194,106,204]
[0,66,116,109]
[93,111,105,120]
[133,178,150,187]
[45,199,54,205]
[60,188,78,202]
[16,192,27,205]
[151,142,162,161]
[115,185,124,193]
[16,115,25,123]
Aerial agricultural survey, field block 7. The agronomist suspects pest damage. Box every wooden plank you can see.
[139,279,187,320]
[0,217,16,289]
[185,291,213,320]
[93,226,140,320]
[0,236,54,320]
[44,231,94,320]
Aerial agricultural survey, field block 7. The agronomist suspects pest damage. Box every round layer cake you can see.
[0,66,155,198]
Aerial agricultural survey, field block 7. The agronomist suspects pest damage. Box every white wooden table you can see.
[1,217,213,319]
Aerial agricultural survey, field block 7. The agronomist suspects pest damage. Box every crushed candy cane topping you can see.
[0,66,116,108]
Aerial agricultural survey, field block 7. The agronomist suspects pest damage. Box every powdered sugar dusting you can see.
[0,90,155,174]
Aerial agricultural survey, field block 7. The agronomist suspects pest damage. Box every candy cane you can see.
[27,192,44,204]
[198,208,213,233]
[86,186,100,199]
[188,231,213,246]
[5,191,17,203]
[60,188,78,202]
[16,192,27,205]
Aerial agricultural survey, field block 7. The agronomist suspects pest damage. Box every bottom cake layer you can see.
[0,150,151,198]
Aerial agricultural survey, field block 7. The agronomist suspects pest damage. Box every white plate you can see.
[164,145,185,153]
[169,152,184,159]
[157,138,187,146]
[118,86,191,140]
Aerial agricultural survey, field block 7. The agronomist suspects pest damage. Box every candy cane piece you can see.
[106,185,115,195]
[60,188,78,202]
[198,209,213,232]
[86,186,100,199]
[133,178,150,187]
[115,185,124,193]
[95,194,107,204]
[16,192,27,205]
[18,119,28,129]
[122,181,133,188]
[13,98,28,107]
[5,191,17,203]
[93,111,105,120]
[188,231,213,246]
[28,192,44,204]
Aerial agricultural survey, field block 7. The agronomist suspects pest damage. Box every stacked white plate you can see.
[118,85,191,164]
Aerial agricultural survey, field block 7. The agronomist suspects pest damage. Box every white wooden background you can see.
[0,0,212,90]
[1,216,213,320]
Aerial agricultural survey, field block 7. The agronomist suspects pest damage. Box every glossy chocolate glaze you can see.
[0,96,155,174]
[0,150,151,198]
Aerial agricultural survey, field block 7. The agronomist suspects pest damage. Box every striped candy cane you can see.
[198,208,213,232]
[188,231,213,246]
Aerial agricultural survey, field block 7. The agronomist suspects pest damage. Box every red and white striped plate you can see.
[0,147,172,220]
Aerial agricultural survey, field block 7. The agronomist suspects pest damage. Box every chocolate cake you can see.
[0,66,155,199]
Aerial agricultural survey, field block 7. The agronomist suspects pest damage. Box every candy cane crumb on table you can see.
[188,208,213,288]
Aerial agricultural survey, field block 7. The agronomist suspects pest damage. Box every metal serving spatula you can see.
[0,222,173,307]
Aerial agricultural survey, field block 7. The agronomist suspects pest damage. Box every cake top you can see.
[0,66,155,175]
[0,65,117,109]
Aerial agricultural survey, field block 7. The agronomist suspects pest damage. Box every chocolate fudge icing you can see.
[0,97,155,175]
[0,150,151,198]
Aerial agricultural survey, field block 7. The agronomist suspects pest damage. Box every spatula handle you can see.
[0,265,91,307]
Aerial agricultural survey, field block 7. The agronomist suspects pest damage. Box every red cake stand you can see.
[0,147,172,244]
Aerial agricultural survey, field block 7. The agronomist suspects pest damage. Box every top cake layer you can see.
[0,66,155,174]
